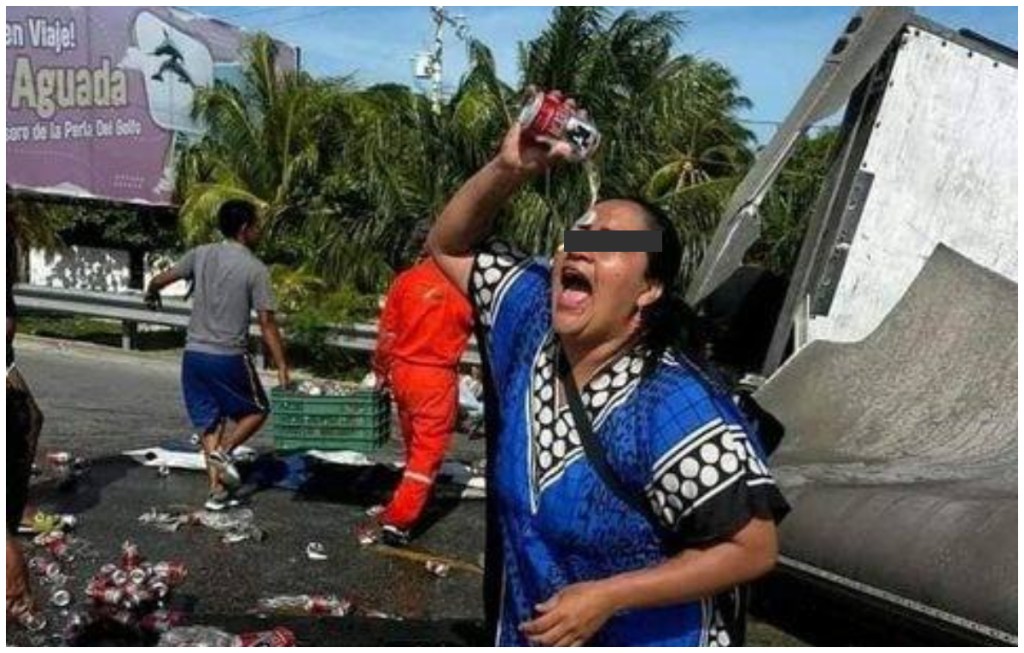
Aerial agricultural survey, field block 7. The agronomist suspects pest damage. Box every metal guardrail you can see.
[13,284,481,365]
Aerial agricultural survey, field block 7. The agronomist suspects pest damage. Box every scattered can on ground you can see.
[47,451,72,465]
[235,626,298,647]
[151,561,188,586]
[86,584,124,606]
[306,542,328,561]
[50,589,72,608]
[425,559,450,578]
[148,580,170,600]
[28,556,48,575]
[18,609,48,632]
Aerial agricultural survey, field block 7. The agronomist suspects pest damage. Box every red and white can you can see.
[86,583,124,606]
[518,91,601,159]
[152,561,187,586]
[44,561,63,580]
[129,567,150,585]
[236,626,297,647]
[122,583,153,609]
[28,556,47,573]
[45,538,69,558]
[47,451,72,465]
[148,580,170,599]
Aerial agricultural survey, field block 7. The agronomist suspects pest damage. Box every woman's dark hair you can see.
[624,197,710,374]
[218,199,257,239]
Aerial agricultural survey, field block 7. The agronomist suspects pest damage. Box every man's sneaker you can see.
[380,524,410,548]
[204,489,240,512]
[208,450,242,489]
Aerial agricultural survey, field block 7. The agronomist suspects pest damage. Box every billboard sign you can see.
[6,7,296,206]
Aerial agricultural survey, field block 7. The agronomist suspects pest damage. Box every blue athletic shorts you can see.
[181,351,268,432]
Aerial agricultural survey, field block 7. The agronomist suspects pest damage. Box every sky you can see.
[190,5,1018,143]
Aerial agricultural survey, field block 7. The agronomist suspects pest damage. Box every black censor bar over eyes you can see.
[563,230,663,253]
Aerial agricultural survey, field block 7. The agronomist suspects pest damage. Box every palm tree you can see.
[175,34,330,253]
[308,41,515,291]
[506,8,755,282]
[6,193,70,253]
[179,9,758,301]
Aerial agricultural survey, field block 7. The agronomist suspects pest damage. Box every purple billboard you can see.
[6,7,296,206]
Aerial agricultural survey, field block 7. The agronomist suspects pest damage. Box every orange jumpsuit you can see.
[373,258,473,532]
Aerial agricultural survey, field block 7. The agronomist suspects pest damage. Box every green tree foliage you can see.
[177,10,827,322]
[752,128,840,277]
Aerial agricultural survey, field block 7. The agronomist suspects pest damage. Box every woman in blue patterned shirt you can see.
[428,111,789,647]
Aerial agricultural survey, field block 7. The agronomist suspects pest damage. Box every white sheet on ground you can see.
[123,446,257,470]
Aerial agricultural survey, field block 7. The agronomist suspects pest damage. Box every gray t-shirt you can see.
[172,241,276,355]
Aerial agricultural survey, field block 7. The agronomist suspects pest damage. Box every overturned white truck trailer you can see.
[689,8,1016,645]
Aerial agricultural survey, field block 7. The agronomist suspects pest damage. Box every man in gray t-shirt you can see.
[146,200,289,511]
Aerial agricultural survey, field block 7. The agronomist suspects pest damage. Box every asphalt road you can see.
[8,337,805,646]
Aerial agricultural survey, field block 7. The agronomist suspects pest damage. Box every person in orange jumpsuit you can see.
[372,226,474,546]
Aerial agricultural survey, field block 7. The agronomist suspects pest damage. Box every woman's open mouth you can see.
[557,265,593,312]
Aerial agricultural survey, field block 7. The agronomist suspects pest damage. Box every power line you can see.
[217,7,289,20]
[248,7,342,30]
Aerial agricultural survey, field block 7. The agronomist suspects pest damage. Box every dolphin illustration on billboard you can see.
[150,30,195,87]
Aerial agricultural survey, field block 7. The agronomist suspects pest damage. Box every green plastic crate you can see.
[270,387,390,452]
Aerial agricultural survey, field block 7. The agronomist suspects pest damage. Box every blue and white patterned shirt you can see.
[470,241,789,646]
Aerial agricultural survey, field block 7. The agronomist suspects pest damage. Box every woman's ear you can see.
[637,280,664,312]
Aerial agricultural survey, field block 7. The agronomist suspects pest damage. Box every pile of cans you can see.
[14,528,94,641]
[293,379,357,397]
[80,541,188,634]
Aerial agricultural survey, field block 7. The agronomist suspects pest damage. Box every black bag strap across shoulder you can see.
[557,344,750,644]
[557,346,669,539]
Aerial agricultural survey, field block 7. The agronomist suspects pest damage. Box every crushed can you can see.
[86,583,124,606]
[236,626,298,647]
[28,556,49,575]
[425,559,450,578]
[518,90,601,159]
[50,589,72,607]
[151,561,187,586]
[44,561,63,580]
[47,451,72,465]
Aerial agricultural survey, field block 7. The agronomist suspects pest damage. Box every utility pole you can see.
[430,6,445,114]
[418,6,468,114]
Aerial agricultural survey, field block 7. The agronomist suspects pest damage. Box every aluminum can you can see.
[235,626,297,647]
[50,589,72,607]
[86,583,124,606]
[47,451,72,465]
[518,91,601,159]
[152,560,188,586]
